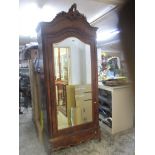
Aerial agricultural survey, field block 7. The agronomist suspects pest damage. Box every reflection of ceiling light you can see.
[97,29,120,42]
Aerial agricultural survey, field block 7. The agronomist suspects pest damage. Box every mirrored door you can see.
[53,37,93,130]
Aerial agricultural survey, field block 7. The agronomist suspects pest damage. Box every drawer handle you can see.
[84,99,92,101]
[84,91,92,93]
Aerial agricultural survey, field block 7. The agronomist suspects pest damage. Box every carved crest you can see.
[53,3,87,22]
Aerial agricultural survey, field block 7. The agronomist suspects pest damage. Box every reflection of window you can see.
[54,47,69,82]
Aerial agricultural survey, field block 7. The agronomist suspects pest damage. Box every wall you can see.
[69,39,91,85]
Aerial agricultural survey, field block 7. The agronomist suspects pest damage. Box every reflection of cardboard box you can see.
[75,84,92,94]
[68,84,93,126]
[81,101,92,123]
[75,100,92,123]
[71,101,92,125]
[75,93,92,101]
[74,85,93,124]
[71,107,82,126]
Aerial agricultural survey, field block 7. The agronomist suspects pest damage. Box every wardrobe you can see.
[34,3,100,153]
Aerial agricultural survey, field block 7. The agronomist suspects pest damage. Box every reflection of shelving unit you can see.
[19,67,29,77]
[98,83,134,134]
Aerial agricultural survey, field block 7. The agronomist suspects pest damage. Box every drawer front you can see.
[75,93,92,101]
[76,99,92,107]
[81,101,92,122]
[71,101,92,125]
[75,84,92,94]
[75,89,92,94]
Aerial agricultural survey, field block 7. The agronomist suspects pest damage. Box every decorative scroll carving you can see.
[68,3,77,12]
[53,3,87,22]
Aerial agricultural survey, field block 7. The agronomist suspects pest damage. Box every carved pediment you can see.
[37,3,97,32]
[37,3,97,39]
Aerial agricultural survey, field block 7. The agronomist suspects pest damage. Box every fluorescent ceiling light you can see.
[40,5,58,22]
[97,29,120,42]
[19,3,58,37]
[88,5,115,23]
[19,3,40,37]
[19,3,116,38]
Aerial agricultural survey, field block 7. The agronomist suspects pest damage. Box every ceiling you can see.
[19,0,125,46]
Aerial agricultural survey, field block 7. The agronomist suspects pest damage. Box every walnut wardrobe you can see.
[35,4,101,153]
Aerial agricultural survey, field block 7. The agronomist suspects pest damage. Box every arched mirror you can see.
[53,37,92,130]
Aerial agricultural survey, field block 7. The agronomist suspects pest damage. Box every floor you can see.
[19,108,135,155]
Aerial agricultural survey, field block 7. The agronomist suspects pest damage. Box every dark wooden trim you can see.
[49,127,101,151]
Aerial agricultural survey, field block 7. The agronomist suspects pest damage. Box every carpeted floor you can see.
[19,108,135,155]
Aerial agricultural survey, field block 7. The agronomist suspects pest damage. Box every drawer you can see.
[75,84,92,94]
[75,89,92,94]
[76,99,92,107]
[75,93,92,101]
[81,101,92,123]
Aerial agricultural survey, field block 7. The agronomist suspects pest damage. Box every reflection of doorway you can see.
[54,47,69,116]
[54,47,69,82]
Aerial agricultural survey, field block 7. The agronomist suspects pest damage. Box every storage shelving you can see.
[98,83,134,134]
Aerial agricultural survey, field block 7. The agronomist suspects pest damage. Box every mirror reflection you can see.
[98,50,128,86]
[53,37,92,130]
